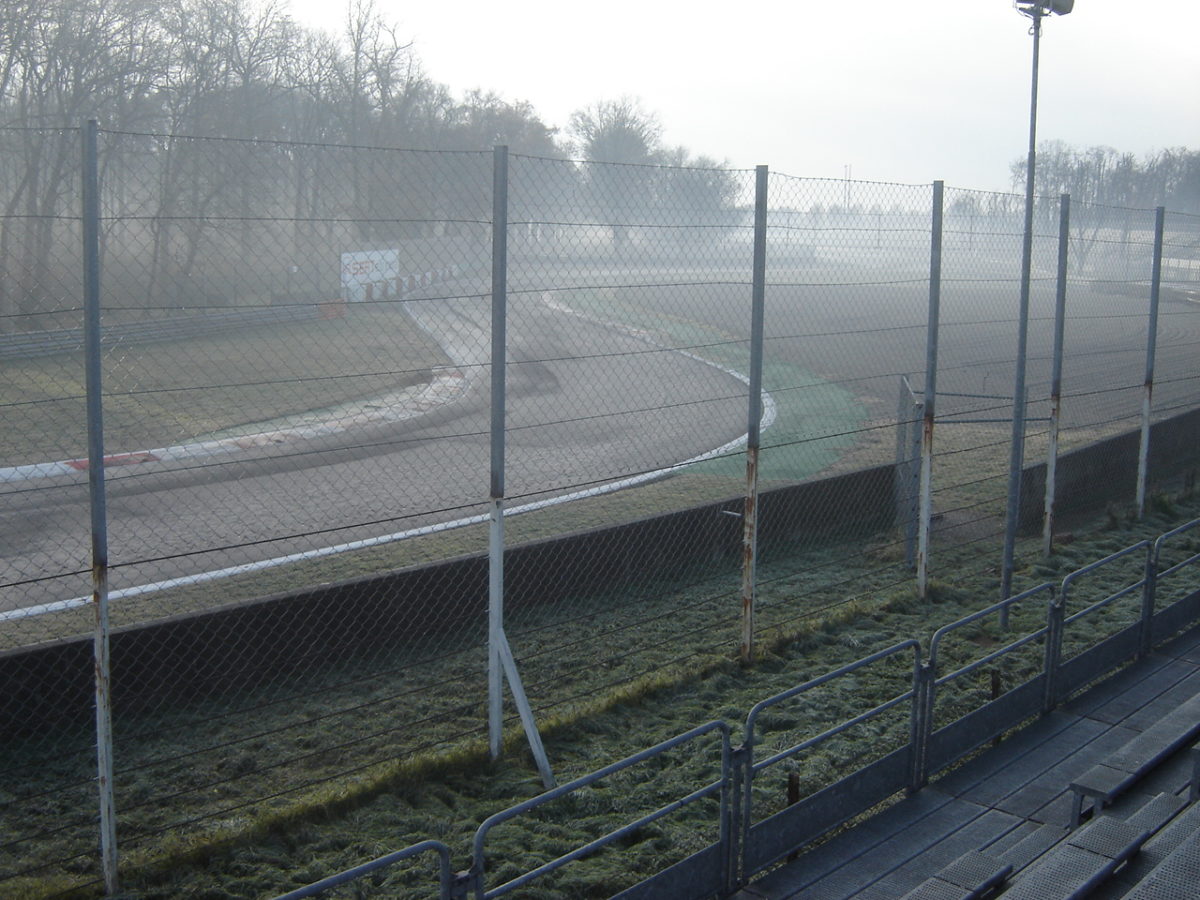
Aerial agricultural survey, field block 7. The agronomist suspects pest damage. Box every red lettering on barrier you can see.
[66,451,161,471]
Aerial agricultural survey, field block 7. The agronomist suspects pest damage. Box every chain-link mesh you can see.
[1,126,1197,895]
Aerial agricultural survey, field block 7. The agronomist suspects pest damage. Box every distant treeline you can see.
[0,0,744,328]
[1012,141,1200,215]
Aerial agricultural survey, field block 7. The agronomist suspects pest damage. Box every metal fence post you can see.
[895,377,920,568]
[917,182,943,600]
[740,165,768,665]
[909,396,924,564]
[1136,207,1165,517]
[488,145,508,761]
[1043,194,1070,557]
[487,146,555,789]
[894,379,908,554]
[83,118,119,895]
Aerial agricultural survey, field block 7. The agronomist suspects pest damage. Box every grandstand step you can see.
[997,822,1068,874]
[1122,792,1187,834]
[1087,794,1194,898]
[1068,691,1200,827]
[1001,816,1149,900]
[1118,821,1200,899]
[897,850,1010,899]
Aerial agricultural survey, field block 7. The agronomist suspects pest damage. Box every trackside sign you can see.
[340,249,400,301]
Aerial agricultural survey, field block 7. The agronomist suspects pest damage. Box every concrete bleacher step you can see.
[896,850,1011,899]
[1000,816,1150,900]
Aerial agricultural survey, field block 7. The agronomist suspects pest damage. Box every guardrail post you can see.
[1043,194,1070,557]
[1135,206,1165,518]
[83,118,119,896]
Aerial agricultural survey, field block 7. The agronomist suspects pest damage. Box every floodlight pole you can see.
[1000,3,1045,609]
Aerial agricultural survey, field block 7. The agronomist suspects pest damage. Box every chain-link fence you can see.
[1,123,1197,895]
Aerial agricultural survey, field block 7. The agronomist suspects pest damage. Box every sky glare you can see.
[287,0,1200,194]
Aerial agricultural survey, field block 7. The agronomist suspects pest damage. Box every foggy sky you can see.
[288,0,1200,193]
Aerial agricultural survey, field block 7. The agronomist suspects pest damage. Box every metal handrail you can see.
[274,839,454,900]
[1059,540,1152,627]
[928,582,1055,687]
[1153,517,1200,583]
[470,720,732,899]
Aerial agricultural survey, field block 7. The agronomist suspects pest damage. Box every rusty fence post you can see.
[740,165,768,665]
[1042,194,1070,556]
[917,182,943,600]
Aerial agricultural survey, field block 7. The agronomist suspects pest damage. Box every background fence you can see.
[1,123,1198,896]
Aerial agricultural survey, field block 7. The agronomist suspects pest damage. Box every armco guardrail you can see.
[0,266,462,360]
[0,306,321,360]
[274,517,1200,900]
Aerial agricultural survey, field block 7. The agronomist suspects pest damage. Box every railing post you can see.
[1139,543,1157,658]
[1042,588,1064,713]
[910,660,935,793]
[1135,206,1165,517]
[1043,194,1070,556]
[917,181,944,600]
[738,734,756,889]
[726,743,748,893]
[82,118,119,896]
[740,165,768,665]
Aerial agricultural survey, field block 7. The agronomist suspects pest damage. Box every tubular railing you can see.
[1047,541,1154,709]
[921,582,1056,783]
[740,640,922,877]
[1149,518,1200,646]
[276,517,1200,900]
[470,720,733,900]
[274,840,456,900]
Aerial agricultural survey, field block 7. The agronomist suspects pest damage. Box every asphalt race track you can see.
[1,261,1196,618]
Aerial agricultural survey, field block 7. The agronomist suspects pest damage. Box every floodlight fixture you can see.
[1015,0,1074,17]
